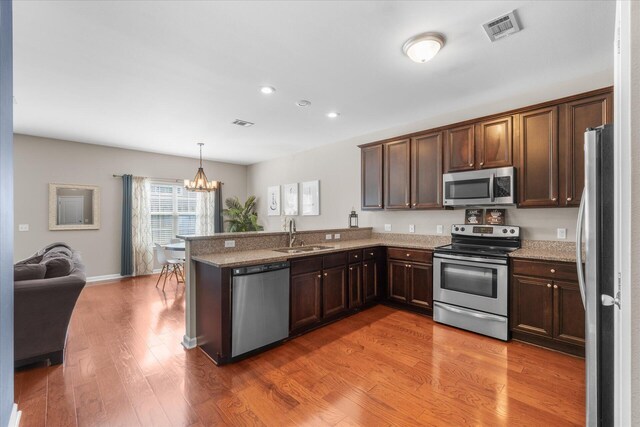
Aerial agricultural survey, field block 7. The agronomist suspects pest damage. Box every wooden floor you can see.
[14,274,586,427]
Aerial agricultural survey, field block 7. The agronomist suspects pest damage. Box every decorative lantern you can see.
[349,208,358,228]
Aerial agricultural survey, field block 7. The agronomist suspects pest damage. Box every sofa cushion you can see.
[43,246,73,260]
[41,256,74,278]
[14,263,47,281]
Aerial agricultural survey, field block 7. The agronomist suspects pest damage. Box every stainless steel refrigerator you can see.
[577,124,615,426]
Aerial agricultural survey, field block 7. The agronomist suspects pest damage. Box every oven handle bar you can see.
[434,302,506,322]
[433,252,508,265]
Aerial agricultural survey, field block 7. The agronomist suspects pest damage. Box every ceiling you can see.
[13,1,615,165]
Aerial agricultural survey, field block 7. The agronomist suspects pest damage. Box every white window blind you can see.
[150,183,198,245]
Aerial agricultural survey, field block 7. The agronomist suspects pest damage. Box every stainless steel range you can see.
[433,224,521,341]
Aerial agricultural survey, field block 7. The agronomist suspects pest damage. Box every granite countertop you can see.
[509,247,581,263]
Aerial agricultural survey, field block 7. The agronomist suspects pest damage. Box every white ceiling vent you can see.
[232,119,255,127]
[483,10,521,42]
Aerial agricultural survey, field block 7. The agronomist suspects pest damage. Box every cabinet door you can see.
[384,139,411,209]
[511,275,554,338]
[361,144,384,209]
[363,260,379,303]
[408,263,432,310]
[476,115,515,169]
[388,260,408,303]
[322,266,348,318]
[348,263,363,309]
[553,280,586,346]
[518,106,559,207]
[559,91,613,207]
[290,271,322,332]
[411,132,443,209]
[444,124,475,172]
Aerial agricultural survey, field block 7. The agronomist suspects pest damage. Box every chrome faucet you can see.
[288,218,297,247]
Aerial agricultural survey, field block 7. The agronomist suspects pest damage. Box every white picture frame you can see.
[283,183,298,216]
[301,180,320,216]
[267,185,281,216]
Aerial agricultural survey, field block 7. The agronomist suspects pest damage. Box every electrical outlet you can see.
[384,224,392,232]
[334,233,341,239]
[325,234,333,240]
[557,228,567,239]
[436,225,443,234]
[409,224,415,233]
[224,240,236,248]
[18,224,29,232]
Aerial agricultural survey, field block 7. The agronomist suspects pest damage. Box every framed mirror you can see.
[49,183,101,230]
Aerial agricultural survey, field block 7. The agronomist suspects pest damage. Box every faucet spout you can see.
[288,218,297,247]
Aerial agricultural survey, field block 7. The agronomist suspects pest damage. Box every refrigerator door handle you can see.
[576,189,586,309]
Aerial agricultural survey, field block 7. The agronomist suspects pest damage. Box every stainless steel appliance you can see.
[443,166,516,206]
[577,125,615,426]
[433,224,521,340]
[231,262,290,358]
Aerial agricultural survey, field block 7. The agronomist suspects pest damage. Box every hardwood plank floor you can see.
[14,274,585,426]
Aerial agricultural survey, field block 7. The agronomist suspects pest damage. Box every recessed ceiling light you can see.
[232,119,255,127]
[326,112,340,118]
[296,100,311,107]
[260,86,276,94]
[403,32,445,63]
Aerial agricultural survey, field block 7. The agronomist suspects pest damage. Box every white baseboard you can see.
[8,403,21,427]
[85,274,126,285]
[182,335,197,349]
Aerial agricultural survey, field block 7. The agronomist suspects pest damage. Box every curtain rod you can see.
[112,174,224,185]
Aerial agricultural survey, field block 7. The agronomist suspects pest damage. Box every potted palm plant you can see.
[223,196,264,232]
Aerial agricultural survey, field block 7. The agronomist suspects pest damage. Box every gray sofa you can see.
[14,243,86,367]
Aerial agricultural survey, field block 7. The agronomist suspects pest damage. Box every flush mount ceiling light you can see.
[184,143,217,192]
[260,86,276,94]
[326,112,340,118]
[403,32,445,63]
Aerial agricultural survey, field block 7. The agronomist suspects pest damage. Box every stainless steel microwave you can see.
[442,166,516,206]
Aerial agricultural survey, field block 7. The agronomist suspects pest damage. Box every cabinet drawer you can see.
[387,248,432,264]
[363,247,384,260]
[348,250,363,264]
[323,252,347,269]
[512,258,579,281]
[290,256,323,276]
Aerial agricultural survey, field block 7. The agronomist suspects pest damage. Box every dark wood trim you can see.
[358,86,613,149]
[512,331,584,358]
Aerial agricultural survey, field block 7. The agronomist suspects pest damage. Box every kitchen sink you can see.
[272,245,333,254]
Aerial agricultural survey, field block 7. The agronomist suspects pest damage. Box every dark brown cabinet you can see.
[384,139,411,209]
[361,144,384,209]
[411,132,443,208]
[348,263,363,309]
[408,263,433,310]
[387,248,433,313]
[511,258,585,356]
[388,260,409,302]
[559,92,613,207]
[363,249,383,303]
[444,124,475,173]
[322,266,347,318]
[290,271,322,332]
[475,115,516,169]
[518,106,559,207]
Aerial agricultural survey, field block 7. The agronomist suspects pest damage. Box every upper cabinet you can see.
[475,115,516,169]
[559,92,613,207]
[361,144,384,210]
[411,132,443,209]
[518,106,559,207]
[384,139,411,209]
[444,124,475,172]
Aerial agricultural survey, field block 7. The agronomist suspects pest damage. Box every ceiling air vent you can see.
[232,119,255,127]
[483,10,521,42]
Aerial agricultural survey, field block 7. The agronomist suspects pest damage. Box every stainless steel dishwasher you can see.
[231,262,290,358]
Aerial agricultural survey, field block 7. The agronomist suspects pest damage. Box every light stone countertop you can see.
[191,236,582,268]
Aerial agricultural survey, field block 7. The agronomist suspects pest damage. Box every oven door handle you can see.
[434,252,508,265]
[434,302,506,322]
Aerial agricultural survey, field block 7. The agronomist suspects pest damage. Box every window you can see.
[150,183,198,245]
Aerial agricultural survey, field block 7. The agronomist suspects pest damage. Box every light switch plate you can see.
[384,224,392,232]
[409,224,415,233]
[224,240,236,248]
[325,234,333,240]
[557,228,567,239]
[18,224,29,232]
[334,233,341,239]
[436,225,443,234]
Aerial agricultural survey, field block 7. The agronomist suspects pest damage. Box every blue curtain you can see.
[121,174,133,276]
[214,182,223,233]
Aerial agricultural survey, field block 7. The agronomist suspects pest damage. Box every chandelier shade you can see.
[185,143,217,192]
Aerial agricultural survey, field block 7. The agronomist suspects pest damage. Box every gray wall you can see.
[13,134,248,277]
[0,1,13,425]
[247,76,613,242]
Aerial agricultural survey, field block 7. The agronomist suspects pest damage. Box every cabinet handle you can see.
[364,264,367,267]
[324,273,328,277]
[469,163,474,167]
[553,284,558,289]
[405,203,410,206]
[480,162,484,166]
[406,253,411,257]
[567,197,572,202]
[407,264,412,268]
[552,197,557,201]
[317,275,321,278]
[412,203,416,207]
[369,252,374,256]
[547,283,552,288]
[550,269,556,273]
[349,267,353,271]
[354,255,358,258]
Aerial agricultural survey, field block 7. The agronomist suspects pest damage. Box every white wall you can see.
[13,134,247,277]
[248,77,613,241]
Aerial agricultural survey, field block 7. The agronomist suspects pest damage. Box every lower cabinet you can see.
[290,271,322,332]
[323,266,348,318]
[387,248,433,313]
[510,258,585,356]
[348,263,363,309]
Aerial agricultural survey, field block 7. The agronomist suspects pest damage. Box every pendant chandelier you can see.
[184,143,217,192]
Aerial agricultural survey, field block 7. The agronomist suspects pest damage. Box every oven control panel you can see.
[451,224,520,238]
